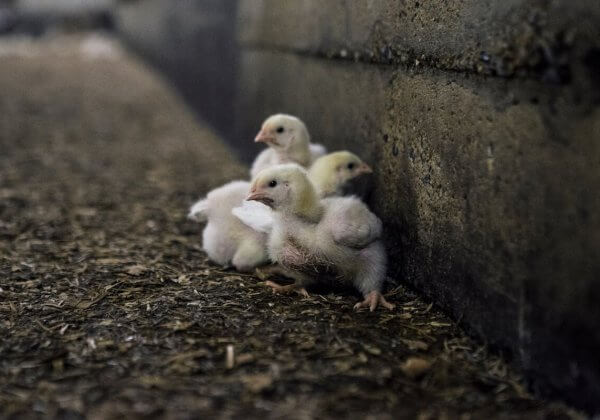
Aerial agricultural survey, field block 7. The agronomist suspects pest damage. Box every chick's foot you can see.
[264,280,309,297]
[354,291,396,312]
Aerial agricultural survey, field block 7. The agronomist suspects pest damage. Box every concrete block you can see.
[237,0,600,82]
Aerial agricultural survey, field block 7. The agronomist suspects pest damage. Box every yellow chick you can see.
[308,151,372,197]
[233,150,374,237]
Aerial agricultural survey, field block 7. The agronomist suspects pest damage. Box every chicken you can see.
[245,164,395,311]
[190,150,372,273]
[250,114,326,178]
[188,181,268,272]
[232,150,373,238]
[308,151,372,197]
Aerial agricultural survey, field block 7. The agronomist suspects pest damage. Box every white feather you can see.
[188,198,208,222]
[231,201,274,234]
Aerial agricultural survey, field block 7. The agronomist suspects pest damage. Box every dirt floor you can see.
[0,35,583,419]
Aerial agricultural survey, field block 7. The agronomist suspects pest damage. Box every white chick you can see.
[250,114,326,178]
[191,151,374,273]
[233,150,373,238]
[188,181,268,272]
[246,164,395,311]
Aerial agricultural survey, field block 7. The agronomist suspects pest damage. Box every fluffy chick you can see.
[233,150,373,237]
[251,114,326,178]
[188,181,268,272]
[246,164,395,311]
[192,151,373,273]
[308,151,372,197]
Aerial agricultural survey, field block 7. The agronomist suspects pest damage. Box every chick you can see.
[251,114,326,178]
[188,181,268,272]
[232,150,373,235]
[308,151,372,197]
[246,164,395,311]
[191,151,373,273]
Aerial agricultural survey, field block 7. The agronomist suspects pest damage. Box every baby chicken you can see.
[233,150,373,235]
[308,151,372,197]
[191,151,373,273]
[188,181,268,272]
[251,114,326,178]
[246,164,395,311]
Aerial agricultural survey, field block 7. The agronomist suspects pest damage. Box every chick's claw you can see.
[354,291,396,312]
[264,280,310,298]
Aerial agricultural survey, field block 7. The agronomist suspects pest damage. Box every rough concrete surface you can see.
[238,0,600,83]
[0,34,585,419]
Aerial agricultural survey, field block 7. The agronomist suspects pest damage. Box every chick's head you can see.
[247,163,322,221]
[255,114,310,152]
[309,151,372,196]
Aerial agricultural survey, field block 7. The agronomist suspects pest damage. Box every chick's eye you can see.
[347,162,355,170]
[268,180,277,188]
[276,126,284,133]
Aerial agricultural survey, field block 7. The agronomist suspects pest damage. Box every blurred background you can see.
[1,0,599,414]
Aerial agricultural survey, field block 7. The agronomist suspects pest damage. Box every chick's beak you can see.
[356,163,373,174]
[246,188,274,207]
[255,129,277,144]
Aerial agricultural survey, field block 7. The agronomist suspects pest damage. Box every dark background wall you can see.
[112,0,597,413]
[116,0,239,142]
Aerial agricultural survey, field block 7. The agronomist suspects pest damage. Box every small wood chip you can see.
[401,357,432,379]
[400,339,429,351]
[126,264,147,276]
[242,374,273,393]
[225,345,234,369]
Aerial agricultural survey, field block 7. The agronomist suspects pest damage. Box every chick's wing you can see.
[327,198,382,249]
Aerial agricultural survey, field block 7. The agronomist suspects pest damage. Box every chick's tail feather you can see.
[188,198,209,222]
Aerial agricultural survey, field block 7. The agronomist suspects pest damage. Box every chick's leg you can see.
[261,266,312,298]
[265,281,310,298]
[354,291,396,312]
[352,244,393,311]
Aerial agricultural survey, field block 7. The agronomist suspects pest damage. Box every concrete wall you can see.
[116,0,600,412]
